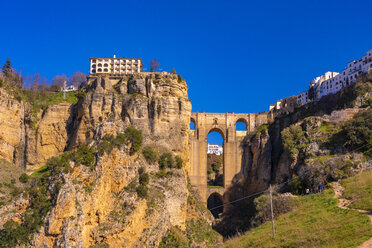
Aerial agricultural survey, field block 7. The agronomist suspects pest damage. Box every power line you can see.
[207,142,371,212]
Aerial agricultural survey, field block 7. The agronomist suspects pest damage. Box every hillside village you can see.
[270,49,372,112]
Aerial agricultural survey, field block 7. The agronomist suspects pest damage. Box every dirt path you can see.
[330,182,372,248]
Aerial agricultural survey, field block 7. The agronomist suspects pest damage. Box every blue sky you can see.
[1,0,371,143]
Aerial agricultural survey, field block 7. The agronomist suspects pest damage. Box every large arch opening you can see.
[207,129,224,187]
[207,193,223,218]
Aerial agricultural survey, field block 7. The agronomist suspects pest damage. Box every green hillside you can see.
[223,189,372,248]
[341,170,372,212]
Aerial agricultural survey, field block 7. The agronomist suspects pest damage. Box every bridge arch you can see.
[189,112,270,202]
[207,128,224,187]
[207,192,224,218]
[207,127,225,141]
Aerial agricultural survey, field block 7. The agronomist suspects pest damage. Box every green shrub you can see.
[97,140,113,156]
[114,133,126,146]
[136,185,148,198]
[125,180,137,192]
[339,109,372,154]
[156,169,167,178]
[138,167,149,186]
[175,156,183,169]
[73,145,96,169]
[177,74,183,83]
[159,152,174,170]
[10,178,16,184]
[256,124,268,135]
[125,126,142,155]
[97,133,127,155]
[19,173,29,183]
[211,160,221,173]
[142,146,158,164]
[288,175,304,195]
[0,152,65,246]
[281,125,305,153]
[252,193,292,227]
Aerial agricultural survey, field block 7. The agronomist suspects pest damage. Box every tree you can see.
[124,126,143,155]
[171,68,176,74]
[68,71,87,88]
[52,75,68,90]
[149,59,160,72]
[2,58,13,76]
[30,72,41,91]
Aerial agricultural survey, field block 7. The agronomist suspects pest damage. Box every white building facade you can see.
[295,49,372,106]
[207,144,223,156]
[90,56,142,75]
[296,90,310,105]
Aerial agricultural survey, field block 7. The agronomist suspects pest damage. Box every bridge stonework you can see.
[189,112,271,202]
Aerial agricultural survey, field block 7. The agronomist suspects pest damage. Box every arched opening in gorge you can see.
[207,193,224,218]
[207,129,224,187]
[235,119,248,131]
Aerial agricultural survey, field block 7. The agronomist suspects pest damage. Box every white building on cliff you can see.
[89,55,142,74]
[296,49,372,106]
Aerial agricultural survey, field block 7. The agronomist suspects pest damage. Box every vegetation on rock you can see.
[124,126,143,155]
[142,146,158,164]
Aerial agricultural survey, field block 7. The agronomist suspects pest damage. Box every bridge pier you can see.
[189,112,270,203]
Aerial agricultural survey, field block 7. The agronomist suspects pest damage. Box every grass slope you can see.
[223,190,372,248]
[0,159,24,206]
[341,170,372,212]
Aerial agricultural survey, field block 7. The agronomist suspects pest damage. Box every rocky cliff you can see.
[0,87,73,170]
[0,73,220,247]
[216,79,372,236]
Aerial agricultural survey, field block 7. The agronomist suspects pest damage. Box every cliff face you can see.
[0,72,207,248]
[68,73,191,156]
[0,72,191,172]
[0,88,26,168]
[240,80,372,196]
[0,88,73,170]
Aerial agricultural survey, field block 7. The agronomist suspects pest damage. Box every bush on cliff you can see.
[159,152,174,170]
[338,109,372,154]
[19,173,29,183]
[97,133,127,155]
[142,146,158,164]
[72,144,96,169]
[281,125,305,155]
[136,185,148,198]
[175,156,183,169]
[0,152,69,247]
[125,126,142,155]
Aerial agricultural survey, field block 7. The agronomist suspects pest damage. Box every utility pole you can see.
[269,184,275,240]
[63,81,66,99]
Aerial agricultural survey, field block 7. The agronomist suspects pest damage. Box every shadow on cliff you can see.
[212,80,371,237]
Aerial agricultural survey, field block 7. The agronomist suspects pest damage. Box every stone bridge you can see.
[189,112,271,214]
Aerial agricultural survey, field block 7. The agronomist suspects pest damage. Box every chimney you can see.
[113,54,116,58]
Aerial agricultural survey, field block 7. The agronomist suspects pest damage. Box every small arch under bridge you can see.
[189,112,271,203]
